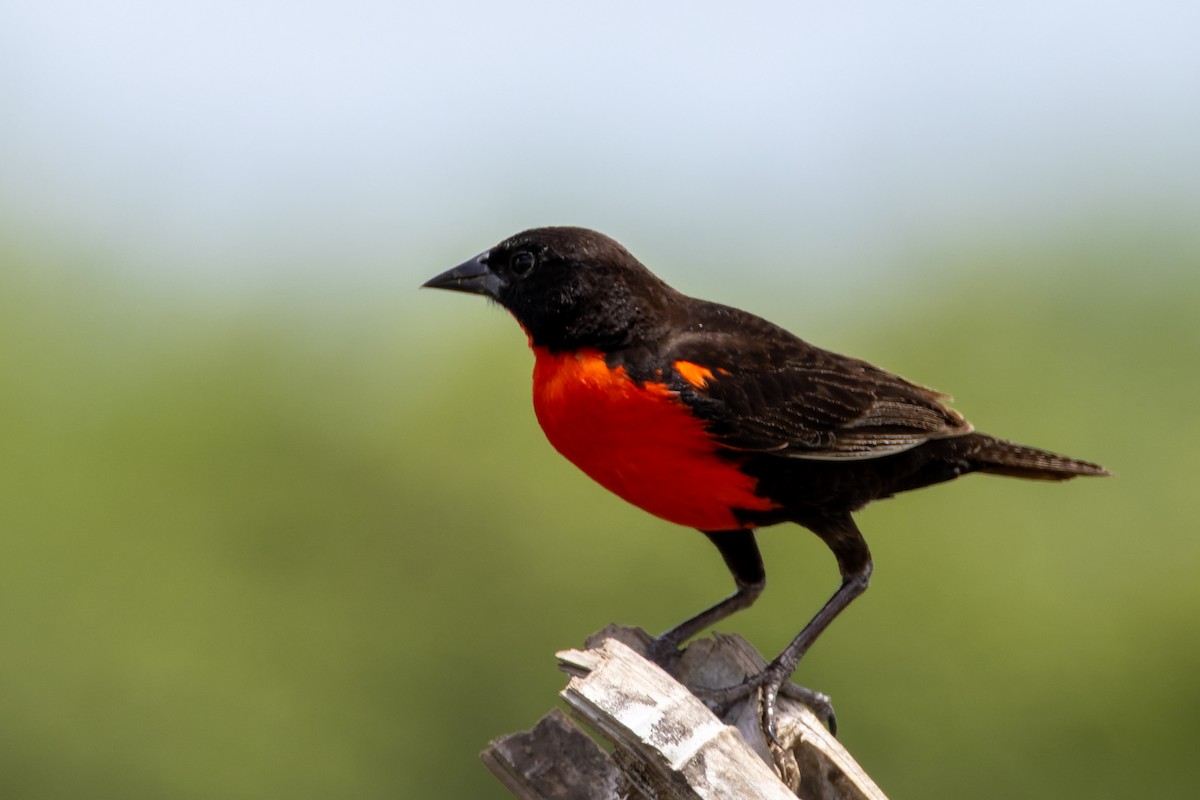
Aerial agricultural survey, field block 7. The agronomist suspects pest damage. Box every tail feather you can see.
[968,434,1111,481]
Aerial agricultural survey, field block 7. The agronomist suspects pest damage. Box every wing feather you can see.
[659,305,973,461]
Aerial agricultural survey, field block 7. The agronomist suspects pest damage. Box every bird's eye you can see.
[511,251,536,277]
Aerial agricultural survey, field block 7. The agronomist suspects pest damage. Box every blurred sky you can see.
[3,0,1198,296]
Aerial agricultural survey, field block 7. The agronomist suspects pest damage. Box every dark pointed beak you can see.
[422,251,505,300]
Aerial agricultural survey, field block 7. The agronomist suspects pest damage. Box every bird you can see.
[422,226,1109,738]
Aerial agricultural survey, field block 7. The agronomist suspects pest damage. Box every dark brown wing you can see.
[658,301,973,461]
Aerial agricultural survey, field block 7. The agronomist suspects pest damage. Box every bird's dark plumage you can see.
[424,226,1108,737]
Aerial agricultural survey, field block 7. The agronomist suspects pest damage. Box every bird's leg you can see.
[698,513,872,739]
[760,559,871,737]
[649,529,765,665]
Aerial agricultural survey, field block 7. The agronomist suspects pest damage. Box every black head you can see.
[424,227,677,352]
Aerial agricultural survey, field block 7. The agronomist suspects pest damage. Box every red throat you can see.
[530,347,776,530]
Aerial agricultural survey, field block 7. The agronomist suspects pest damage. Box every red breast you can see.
[531,347,777,530]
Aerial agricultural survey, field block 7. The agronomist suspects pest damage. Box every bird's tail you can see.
[967,434,1111,481]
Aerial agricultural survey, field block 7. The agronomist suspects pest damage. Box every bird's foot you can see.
[646,631,836,741]
[695,665,837,742]
[646,633,685,669]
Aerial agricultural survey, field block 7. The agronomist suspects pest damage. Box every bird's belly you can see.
[531,348,776,530]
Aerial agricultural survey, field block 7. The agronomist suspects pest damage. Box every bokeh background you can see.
[3,2,1198,798]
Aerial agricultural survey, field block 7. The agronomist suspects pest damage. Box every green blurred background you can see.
[3,2,1198,798]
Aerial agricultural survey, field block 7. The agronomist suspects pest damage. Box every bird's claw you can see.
[646,634,684,669]
[647,633,837,741]
[694,668,836,743]
[777,681,837,737]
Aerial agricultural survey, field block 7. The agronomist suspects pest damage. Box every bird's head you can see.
[424,227,675,352]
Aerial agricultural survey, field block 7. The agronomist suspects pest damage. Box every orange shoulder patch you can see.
[674,360,715,389]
